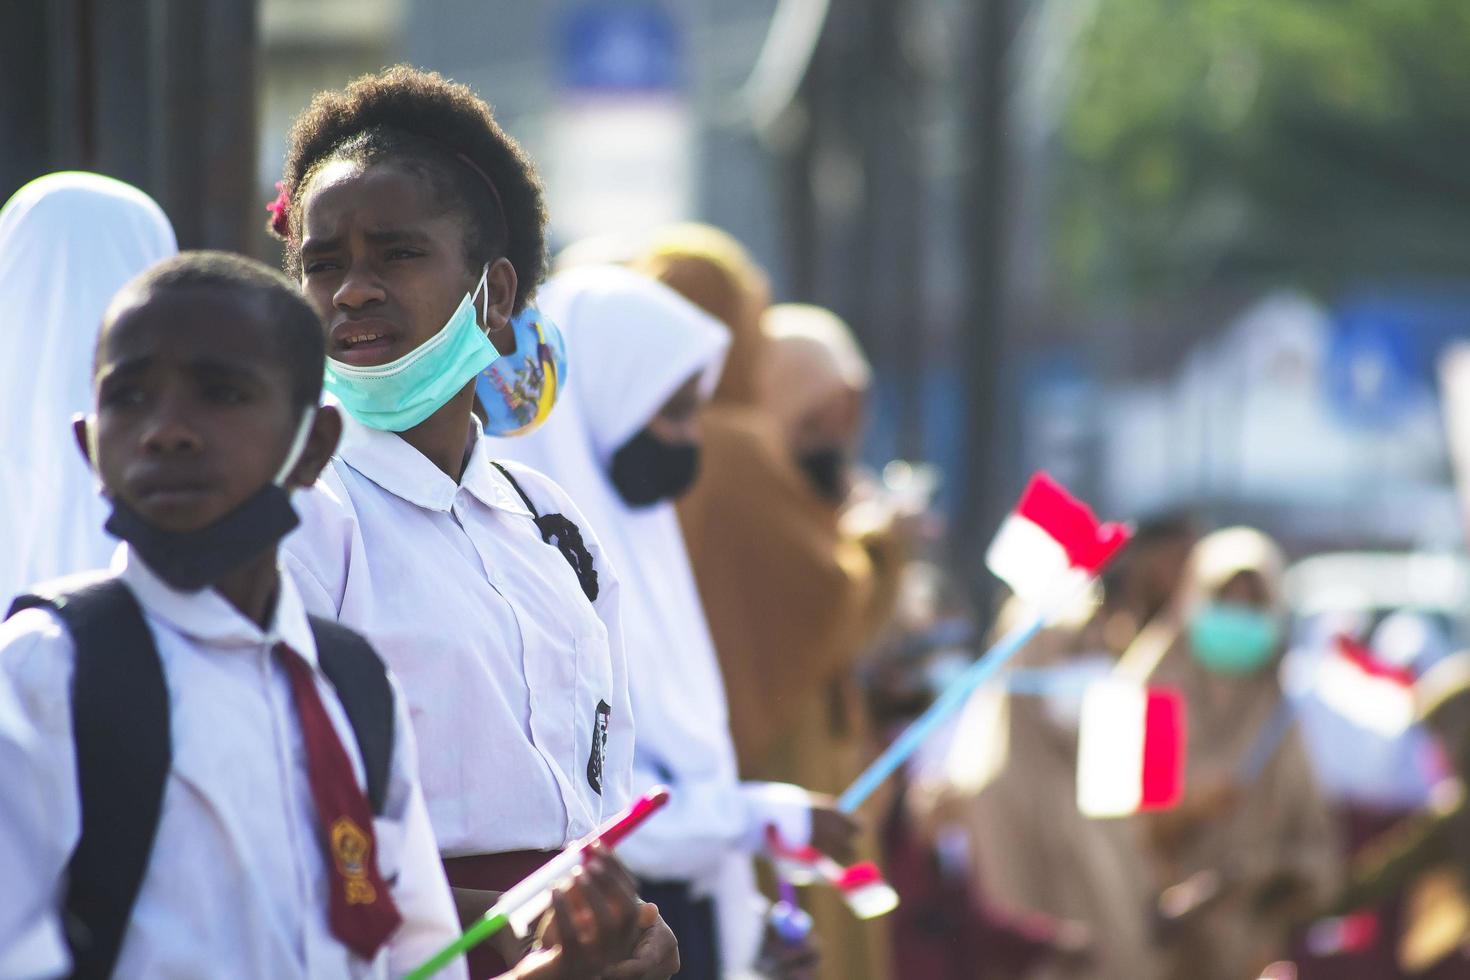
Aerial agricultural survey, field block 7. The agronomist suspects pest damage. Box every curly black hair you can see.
[273,65,547,312]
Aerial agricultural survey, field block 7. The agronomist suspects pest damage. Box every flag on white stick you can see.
[986,473,1131,610]
[1314,634,1416,737]
[766,829,900,921]
[1077,679,1186,818]
[836,473,1134,817]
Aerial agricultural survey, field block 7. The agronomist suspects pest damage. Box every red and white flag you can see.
[986,473,1131,609]
[766,829,900,920]
[1304,911,1380,958]
[1077,679,1186,818]
[1315,634,1416,736]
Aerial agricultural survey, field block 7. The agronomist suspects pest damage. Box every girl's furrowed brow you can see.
[364,228,432,246]
[300,236,341,258]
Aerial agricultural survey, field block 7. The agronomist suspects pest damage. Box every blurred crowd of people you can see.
[2,62,1470,980]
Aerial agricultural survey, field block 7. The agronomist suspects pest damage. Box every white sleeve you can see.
[617,766,814,882]
[380,674,467,980]
[0,610,83,979]
[282,473,359,619]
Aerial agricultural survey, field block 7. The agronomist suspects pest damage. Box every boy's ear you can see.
[72,413,96,471]
[287,405,342,489]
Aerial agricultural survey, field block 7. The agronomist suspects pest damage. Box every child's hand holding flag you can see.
[406,789,672,979]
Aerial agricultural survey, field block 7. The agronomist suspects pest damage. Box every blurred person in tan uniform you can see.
[1098,514,1198,661]
[908,525,1201,980]
[757,303,911,798]
[633,230,901,980]
[1147,528,1341,980]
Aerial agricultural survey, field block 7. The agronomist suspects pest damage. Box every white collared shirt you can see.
[0,549,465,980]
[283,413,633,856]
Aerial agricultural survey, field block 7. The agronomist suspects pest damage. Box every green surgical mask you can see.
[1188,602,1280,675]
[323,266,500,432]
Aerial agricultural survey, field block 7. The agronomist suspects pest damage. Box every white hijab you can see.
[492,266,772,966]
[493,268,731,748]
[0,172,178,606]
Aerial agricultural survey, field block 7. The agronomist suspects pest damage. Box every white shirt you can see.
[284,412,633,856]
[0,548,465,980]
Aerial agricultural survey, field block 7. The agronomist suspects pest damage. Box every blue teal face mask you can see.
[323,266,500,432]
[1188,602,1281,675]
[475,305,567,437]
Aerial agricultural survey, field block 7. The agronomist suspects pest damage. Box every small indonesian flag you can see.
[986,472,1131,607]
[1316,635,1416,737]
[1077,680,1185,818]
[767,829,900,920]
[1304,911,1380,957]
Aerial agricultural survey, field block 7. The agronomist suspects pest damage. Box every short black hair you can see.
[105,251,326,411]
[274,65,547,313]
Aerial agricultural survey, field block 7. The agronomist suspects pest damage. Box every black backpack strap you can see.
[492,459,544,518]
[8,576,170,980]
[309,616,394,816]
[490,461,600,603]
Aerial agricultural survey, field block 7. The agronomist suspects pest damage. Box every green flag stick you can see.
[404,910,509,980]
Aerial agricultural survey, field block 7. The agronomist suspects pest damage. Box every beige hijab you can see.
[762,302,872,441]
[1147,527,1341,980]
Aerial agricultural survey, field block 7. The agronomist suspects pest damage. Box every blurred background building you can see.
[7,0,1470,609]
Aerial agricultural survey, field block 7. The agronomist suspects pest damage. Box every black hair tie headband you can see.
[265,147,505,243]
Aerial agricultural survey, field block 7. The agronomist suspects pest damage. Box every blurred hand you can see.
[521,848,641,980]
[809,801,861,866]
[757,920,821,980]
[1051,919,1094,962]
[599,901,680,980]
[1159,869,1229,927]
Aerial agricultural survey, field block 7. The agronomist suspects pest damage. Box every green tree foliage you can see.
[1054,0,1470,298]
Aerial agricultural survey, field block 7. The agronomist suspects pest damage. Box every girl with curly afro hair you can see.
[275,66,678,980]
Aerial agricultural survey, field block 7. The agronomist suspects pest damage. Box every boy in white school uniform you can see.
[0,253,643,980]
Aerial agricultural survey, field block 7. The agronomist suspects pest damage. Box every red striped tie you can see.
[276,643,402,959]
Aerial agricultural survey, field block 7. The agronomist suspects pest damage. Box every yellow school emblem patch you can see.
[330,816,377,905]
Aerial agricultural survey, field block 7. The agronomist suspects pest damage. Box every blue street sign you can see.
[559,4,681,93]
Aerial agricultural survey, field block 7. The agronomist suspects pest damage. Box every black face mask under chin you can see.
[106,485,302,592]
[98,408,317,593]
[798,448,847,503]
[609,428,700,507]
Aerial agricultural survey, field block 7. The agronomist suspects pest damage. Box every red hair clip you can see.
[266,181,291,237]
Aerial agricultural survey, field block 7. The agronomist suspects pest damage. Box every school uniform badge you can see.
[587,700,611,794]
[330,816,378,905]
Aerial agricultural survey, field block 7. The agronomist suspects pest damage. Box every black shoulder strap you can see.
[8,576,170,980]
[309,616,394,816]
[490,461,600,603]
[491,459,542,518]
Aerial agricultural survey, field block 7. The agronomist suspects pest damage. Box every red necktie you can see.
[276,643,402,960]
